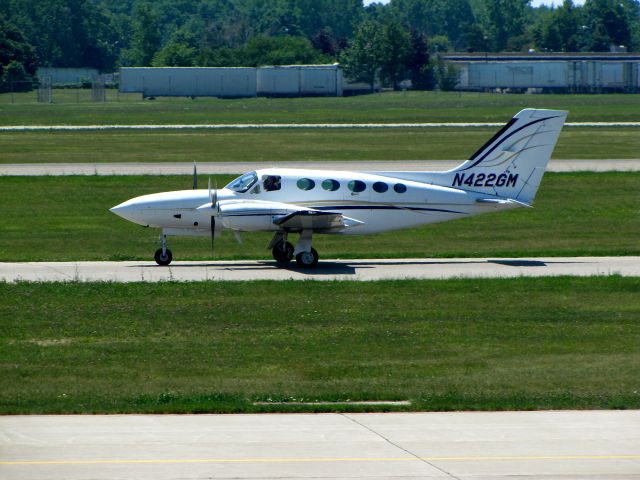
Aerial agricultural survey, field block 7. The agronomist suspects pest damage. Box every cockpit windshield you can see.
[225,171,258,193]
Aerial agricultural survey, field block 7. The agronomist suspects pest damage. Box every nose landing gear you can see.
[154,233,173,266]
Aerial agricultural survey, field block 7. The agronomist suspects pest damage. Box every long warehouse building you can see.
[120,65,343,98]
[446,52,640,92]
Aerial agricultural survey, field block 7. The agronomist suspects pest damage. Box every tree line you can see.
[1,0,639,92]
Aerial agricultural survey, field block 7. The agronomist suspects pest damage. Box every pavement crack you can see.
[340,413,462,480]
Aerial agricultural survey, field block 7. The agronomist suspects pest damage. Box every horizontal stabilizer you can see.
[476,198,532,208]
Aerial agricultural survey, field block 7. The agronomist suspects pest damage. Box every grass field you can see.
[2,91,640,125]
[1,127,639,164]
[1,172,639,262]
[1,276,638,414]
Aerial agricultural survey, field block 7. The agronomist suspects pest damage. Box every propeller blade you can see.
[192,161,198,190]
[210,216,215,254]
[233,231,243,245]
[208,177,212,203]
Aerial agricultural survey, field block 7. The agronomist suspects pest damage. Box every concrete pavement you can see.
[1,257,639,282]
[1,159,640,175]
[1,411,639,479]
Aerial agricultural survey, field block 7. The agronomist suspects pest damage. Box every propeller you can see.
[192,161,198,190]
[208,177,219,254]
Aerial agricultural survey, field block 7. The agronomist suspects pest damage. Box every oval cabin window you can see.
[348,180,366,193]
[393,183,407,193]
[321,179,340,191]
[373,181,388,193]
[297,178,316,191]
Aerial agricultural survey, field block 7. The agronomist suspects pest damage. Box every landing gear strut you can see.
[270,232,294,264]
[154,233,173,266]
[269,231,319,268]
[293,230,319,269]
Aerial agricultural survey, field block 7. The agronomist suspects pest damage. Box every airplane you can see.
[110,108,567,268]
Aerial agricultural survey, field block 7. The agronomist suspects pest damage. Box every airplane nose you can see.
[110,199,146,224]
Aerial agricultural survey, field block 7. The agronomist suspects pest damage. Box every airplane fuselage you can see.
[111,167,516,237]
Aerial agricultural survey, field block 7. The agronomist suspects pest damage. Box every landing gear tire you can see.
[154,248,173,266]
[295,248,319,268]
[272,241,294,264]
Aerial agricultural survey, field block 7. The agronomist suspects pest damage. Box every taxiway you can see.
[1,411,639,480]
[1,159,640,175]
[1,256,639,282]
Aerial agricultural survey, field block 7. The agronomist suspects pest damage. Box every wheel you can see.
[272,241,294,264]
[154,248,173,266]
[295,248,319,268]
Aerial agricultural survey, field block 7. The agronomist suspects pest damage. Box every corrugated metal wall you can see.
[457,60,639,91]
[120,67,257,97]
[122,66,342,98]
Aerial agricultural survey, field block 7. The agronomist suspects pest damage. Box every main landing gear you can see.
[154,233,173,266]
[270,231,319,268]
[153,231,320,269]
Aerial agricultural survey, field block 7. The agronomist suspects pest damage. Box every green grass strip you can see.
[2,91,640,124]
[1,277,639,413]
[1,127,638,163]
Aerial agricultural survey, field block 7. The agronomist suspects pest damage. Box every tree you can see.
[582,0,639,51]
[407,30,434,90]
[433,55,459,91]
[240,36,330,66]
[482,0,529,51]
[390,0,477,51]
[340,20,384,92]
[129,1,161,66]
[0,17,36,92]
[312,28,340,57]
[199,46,241,67]
[152,42,196,66]
[379,20,411,90]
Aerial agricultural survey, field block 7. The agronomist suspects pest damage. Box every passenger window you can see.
[348,180,366,193]
[373,182,388,193]
[322,179,340,191]
[394,183,407,193]
[262,175,281,192]
[297,178,316,191]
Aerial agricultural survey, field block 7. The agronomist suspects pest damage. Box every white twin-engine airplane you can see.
[110,108,567,268]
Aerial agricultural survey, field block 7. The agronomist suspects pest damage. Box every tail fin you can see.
[447,108,567,204]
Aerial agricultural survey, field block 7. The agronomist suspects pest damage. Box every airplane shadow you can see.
[129,261,359,275]
[488,259,591,267]
[129,258,592,276]
[489,259,547,267]
[281,261,359,276]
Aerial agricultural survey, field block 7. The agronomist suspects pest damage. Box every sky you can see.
[364,0,586,6]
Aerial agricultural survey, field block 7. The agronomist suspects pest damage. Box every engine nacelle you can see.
[197,200,298,232]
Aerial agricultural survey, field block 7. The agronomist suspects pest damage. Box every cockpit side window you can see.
[226,171,258,193]
[262,175,282,192]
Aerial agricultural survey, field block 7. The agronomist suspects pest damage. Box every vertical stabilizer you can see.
[447,108,567,204]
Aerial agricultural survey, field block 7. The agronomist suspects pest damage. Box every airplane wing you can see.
[273,210,363,232]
